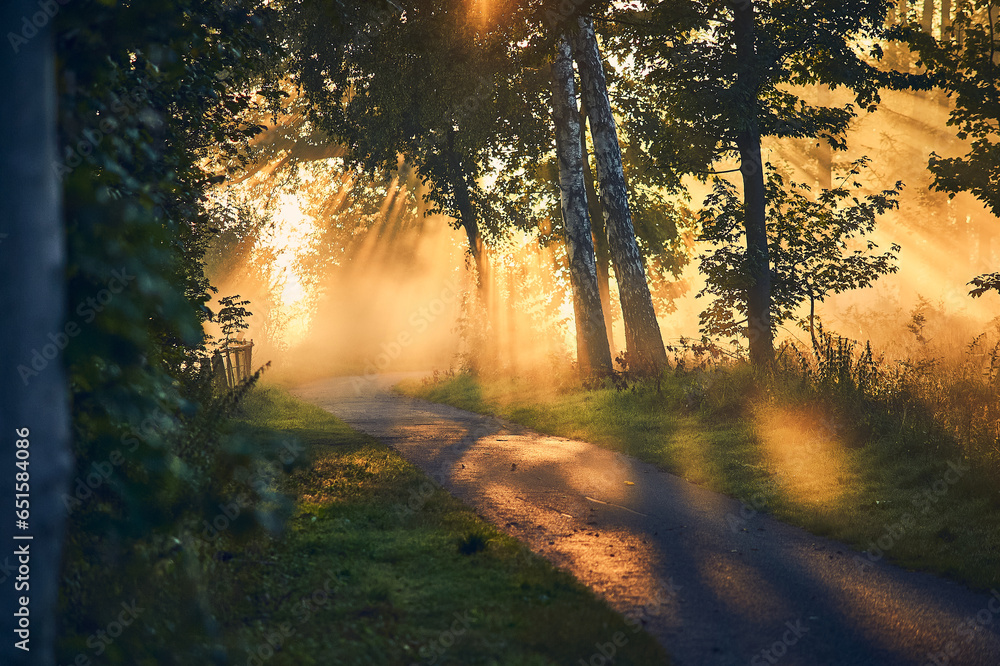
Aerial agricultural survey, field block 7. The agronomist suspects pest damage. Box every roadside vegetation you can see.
[401,322,1000,592]
[210,387,670,665]
[11,1,998,662]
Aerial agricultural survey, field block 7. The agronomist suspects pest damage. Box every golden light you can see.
[755,404,856,508]
[267,193,316,345]
[469,0,494,26]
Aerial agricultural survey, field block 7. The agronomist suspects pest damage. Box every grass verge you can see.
[398,369,1000,592]
[213,385,671,666]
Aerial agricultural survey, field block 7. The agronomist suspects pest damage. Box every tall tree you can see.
[613,0,906,368]
[731,0,775,367]
[1,4,72,662]
[923,0,936,32]
[287,0,548,294]
[571,16,668,374]
[580,101,617,351]
[551,35,614,375]
[52,0,297,660]
[699,161,903,349]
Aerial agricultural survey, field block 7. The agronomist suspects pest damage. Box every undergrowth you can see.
[402,323,1000,590]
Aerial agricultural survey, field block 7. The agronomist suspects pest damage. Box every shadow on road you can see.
[291,373,1000,666]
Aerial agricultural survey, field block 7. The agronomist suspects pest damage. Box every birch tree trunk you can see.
[571,17,667,375]
[579,99,615,354]
[0,4,73,662]
[733,0,775,369]
[551,35,613,377]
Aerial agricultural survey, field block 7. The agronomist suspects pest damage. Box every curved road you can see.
[292,373,1000,666]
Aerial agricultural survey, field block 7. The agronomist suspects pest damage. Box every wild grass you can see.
[401,324,1000,591]
[209,386,671,665]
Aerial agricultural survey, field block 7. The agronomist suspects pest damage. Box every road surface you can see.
[291,373,1000,666]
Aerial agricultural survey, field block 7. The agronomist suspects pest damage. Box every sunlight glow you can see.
[270,193,315,345]
[755,405,855,508]
[470,0,493,24]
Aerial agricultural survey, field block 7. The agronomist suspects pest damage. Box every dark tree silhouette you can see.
[1,3,73,663]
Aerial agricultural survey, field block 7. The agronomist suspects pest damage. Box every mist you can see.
[203,82,999,382]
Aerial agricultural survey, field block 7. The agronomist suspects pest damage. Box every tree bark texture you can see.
[445,129,490,292]
[571,17,667,375]
[733,0,775,369]
[551,35,613,376]
[579,98,616,354]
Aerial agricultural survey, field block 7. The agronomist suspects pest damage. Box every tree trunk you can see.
[551,35,613,377]
[446,129,490,290]
[808,287,819,351]
[733,0,775,369]
[571,17,667,375]
[922,0,935,33]
[505,262,520,373]
[445,129,496,369]
[816,85,833,190]
[941,0,951,36]
[919,0,936,97]
[460,209,489,290]
[580,98,615,354]
[0,5,73,663]
[899,0,912,71]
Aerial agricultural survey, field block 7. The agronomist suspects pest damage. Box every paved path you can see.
[291,374,1000,666]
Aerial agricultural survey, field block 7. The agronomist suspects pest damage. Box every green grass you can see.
[399,371,1000,592]
[212,385,671,666]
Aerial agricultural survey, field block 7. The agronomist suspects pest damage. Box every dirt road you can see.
[292,373,1000,666]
